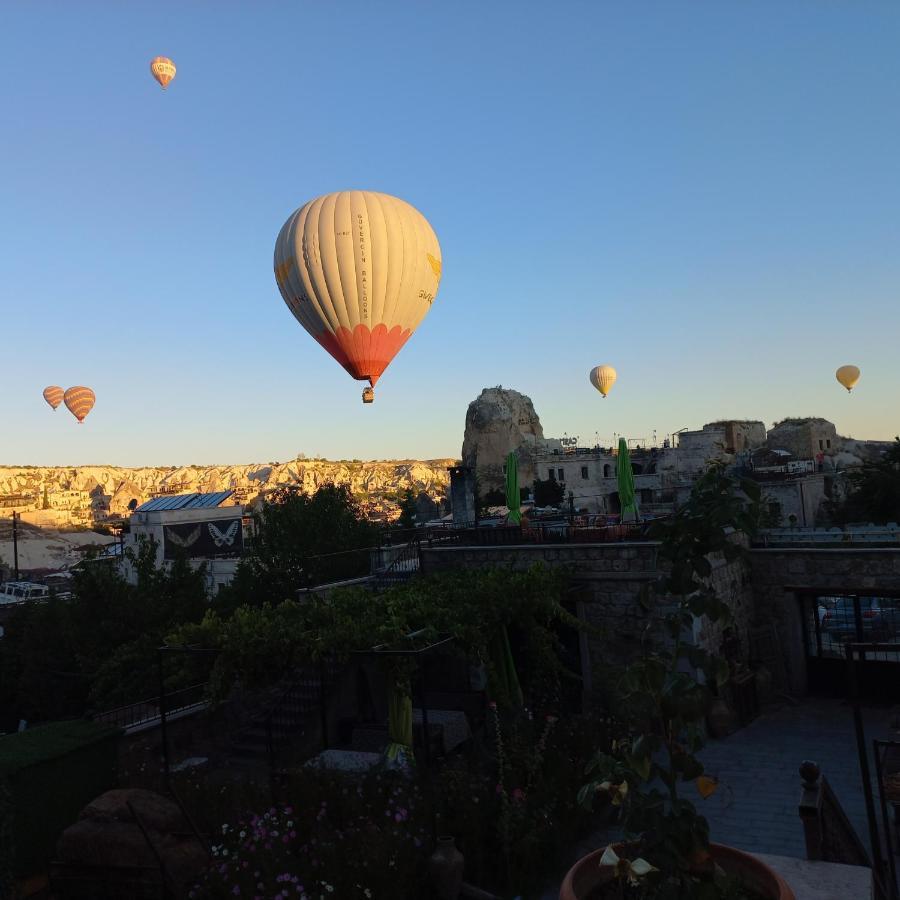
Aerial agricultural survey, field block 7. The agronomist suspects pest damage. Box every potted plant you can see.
[562,467,795,900]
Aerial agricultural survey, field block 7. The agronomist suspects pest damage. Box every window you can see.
[548,469,556,481]
[819,440,824,451]
[826,439,831,449]
[557,468,565,481]
[603,464,611,478]
[581,466,589,479]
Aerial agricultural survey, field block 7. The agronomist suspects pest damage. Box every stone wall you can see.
[750,548,900,695]
[420,541,756,703]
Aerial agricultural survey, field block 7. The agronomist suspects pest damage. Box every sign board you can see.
[163,517,243,560]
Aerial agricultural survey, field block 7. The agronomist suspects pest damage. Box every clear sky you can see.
[2,1,898,466]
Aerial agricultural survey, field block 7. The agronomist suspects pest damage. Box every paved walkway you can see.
[542,698,898,898]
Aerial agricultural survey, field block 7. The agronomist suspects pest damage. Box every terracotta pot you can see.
[559,842,795,900]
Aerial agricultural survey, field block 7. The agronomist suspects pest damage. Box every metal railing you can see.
[93,683,208,731]
[756,526,900,547]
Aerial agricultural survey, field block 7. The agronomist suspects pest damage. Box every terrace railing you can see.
[92,682,208,733]
[756,525,900,547]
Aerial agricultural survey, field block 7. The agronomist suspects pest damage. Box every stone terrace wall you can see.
[420,541,755,703]
[750,548,900,695]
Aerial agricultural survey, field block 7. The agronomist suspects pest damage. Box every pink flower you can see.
[488,701,498,710]
[282,834,290,844]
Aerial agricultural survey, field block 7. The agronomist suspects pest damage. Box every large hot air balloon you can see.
[42,386,64,410]
[589,365,617,398]
[835,365,860,393]
[150,56,176,90]
[64,386,95,424]
[274,191,442,404]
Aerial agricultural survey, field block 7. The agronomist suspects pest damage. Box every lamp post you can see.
[12,511,19,580]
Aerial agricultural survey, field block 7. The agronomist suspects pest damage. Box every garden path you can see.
[540,697,897,898]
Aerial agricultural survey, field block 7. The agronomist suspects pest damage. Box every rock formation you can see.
[461,387,545,492]
[0,458,457,528]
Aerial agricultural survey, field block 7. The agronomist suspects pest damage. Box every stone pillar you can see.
[448,466,476,526]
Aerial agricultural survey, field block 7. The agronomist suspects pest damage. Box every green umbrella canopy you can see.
[616,437,640,523]
[505,451,521,525]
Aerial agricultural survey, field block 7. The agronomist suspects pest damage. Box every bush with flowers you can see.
[435,707,611,897]
[191,768,430,900]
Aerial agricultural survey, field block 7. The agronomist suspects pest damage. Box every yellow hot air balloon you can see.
[63,386,96,424]
[42,386,64,410]
[274,191,442,404]
[835,365,860,393]
[150,56,176,90]
[589,365,617,398]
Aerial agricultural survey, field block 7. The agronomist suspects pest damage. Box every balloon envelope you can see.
[274,191,442,395]
[150,56,176,89]
[835,365,860,392]
[589,365,617,398]
[42,386,64,410]
[64,386,96,423]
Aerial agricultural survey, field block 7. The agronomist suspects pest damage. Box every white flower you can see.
[599,845,657,886]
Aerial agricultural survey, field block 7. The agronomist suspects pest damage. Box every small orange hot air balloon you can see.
[150,56,176,90]
[64,386,96,424]
[43,386,64,410]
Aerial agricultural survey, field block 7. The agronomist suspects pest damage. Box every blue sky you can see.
[2,1,898,466]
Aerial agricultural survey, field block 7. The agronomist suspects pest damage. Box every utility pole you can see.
[12,511,19,580]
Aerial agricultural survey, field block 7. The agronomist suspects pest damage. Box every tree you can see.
[41,486,50,510]
[226,484,377,606]
[532,477,564,508]
[478,487,506,514]
[397,488,417,529]
[829,438,900,525]
[0,538,209,725]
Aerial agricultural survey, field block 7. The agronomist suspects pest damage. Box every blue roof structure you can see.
[134,491,235,513]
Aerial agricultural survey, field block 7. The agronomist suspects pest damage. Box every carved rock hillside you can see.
[0,458,456,527]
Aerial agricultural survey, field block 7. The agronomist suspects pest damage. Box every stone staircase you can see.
[227,660,343,770]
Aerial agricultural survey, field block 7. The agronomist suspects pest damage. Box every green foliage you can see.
[0,721,120,877]
[172,565,576,712]
[397,487,418,529]
[533,476,565,508]
[225,484,377,605]
[0,538,208,724]
[829,437,900,525]
[479,487,507,511]
[579,466,763,897]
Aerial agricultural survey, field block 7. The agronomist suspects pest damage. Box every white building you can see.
[121,491,246,594]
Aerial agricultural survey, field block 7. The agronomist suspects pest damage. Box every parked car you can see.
[821,596,897,642]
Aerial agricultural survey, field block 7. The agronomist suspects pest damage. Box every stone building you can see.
[767,418,840,459]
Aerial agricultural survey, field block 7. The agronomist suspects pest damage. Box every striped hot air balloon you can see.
[63,386,96,424]
[42,386,64,410]
[274,191,442,404]
[150,56,176,90]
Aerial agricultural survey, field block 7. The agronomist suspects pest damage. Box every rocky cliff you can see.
[461,387,545,492]
[0,458,456,527]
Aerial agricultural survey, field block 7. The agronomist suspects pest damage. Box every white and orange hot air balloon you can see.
[42,386,64,410]
[64,386,96,424]
[150,56,176,90]
[589,365,617,398]
[274,191,442,403]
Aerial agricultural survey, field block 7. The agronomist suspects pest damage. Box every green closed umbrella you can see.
[616,437,640,523]
[505,451,521,525]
